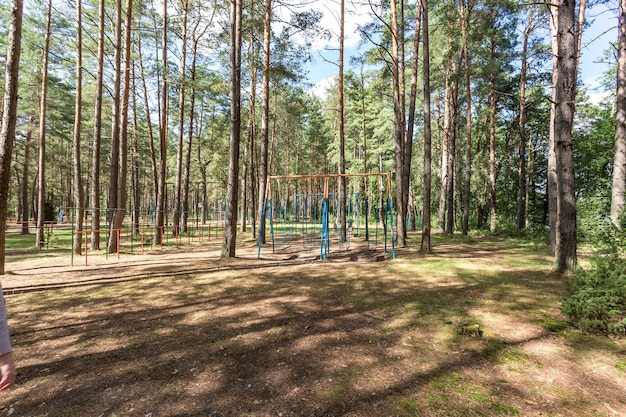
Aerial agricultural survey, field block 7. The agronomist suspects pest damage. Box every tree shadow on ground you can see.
[3,239,625,417]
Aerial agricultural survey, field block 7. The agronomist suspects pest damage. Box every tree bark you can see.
[0,0,23,273]
[91,0,105,250]
[108,0,132,253]
[155,0,169,245]
[407,2,422,232]
[246,23,258,239]
[131,62,140,235]
[183,14,210,234]
[360,66,369,240]
[439,66,450,234]
[173,0,190,237]
[488,36,497,233]
[35,0,51,249]
[20,115,34,235]
[548,0,559,254]
[222,0,242,258]
[447,57,460,234]
[517,7,535,230]
[257,0,272,246]
[136,32,158,202]
[612,0,626,228]
[73,0,85,255]
[108,0,123,236]
[553,0,578,273]
[338,0,347,243]
[461,0,472,235]
[421,0,432,252]
[391,0,407,246]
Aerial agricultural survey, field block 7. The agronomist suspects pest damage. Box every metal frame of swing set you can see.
[257,173,396,260]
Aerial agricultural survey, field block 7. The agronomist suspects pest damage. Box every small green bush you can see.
[562,218,626,336]
[562,256,626,335]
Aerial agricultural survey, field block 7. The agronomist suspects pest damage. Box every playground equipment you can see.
[62,198,228,266]
[257,173,396,260]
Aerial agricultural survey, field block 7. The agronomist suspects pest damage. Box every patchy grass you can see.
[0,231,624,416]
[544,319,569,333]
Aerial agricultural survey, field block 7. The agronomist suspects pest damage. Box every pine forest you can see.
[3,0,626,415]
[0,0,625,272]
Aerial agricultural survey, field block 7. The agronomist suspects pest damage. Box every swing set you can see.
[257,173,396,260]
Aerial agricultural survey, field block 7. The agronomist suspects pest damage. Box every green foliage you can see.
[398,397,419,415]
[577,190,611,243]
[573,100,615,243]
[574,101,615,199]
[562,218,626,336]
[564,105,626,336]
[489,217,549,249]
[543,319,568,333]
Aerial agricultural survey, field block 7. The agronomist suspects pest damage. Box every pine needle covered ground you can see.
[1,232,624,416]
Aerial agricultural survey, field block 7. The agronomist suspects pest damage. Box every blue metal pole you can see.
[320,197,329,260]
[257,197,269,258]
[270,199,275,253]
[387,197,396,260]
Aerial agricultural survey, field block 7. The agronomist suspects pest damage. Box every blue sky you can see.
[301,1,620,101]
[579,2,618,102]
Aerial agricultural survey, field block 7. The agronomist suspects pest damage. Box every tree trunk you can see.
[73,0,85,255]
[488,36,497,233]
[137,32,158,205]
[0,0,23,274]
[91,0,105,250]
[553,0,578,273]
[246,26,258,239]
[173,0,189,237]
[338,0,347,243]
[421,0,432,252]
[447,57,461,234]
[198,105,213,225]
[612,0,626,228]
[526,134,533,228]
[239,9,255,237]
[20,115,33,235]
[518,7,535,230]
[257,0,271,246]
[222,0,242,258]
[390,0,407,247]
[548,0,559,254]
[35,0,51,250]
[461,0,472,235]
[131,63,140,234]
[108,0,123,239]
[406,1,421,233]
[108,0,132,253]
[183,18,209,234]
[240,145,248,233]
[360,66,369,241]
[155,0,169,245]
[439,65,451,233]
[399,0,408,241]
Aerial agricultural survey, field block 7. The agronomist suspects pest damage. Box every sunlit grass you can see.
[3,232,624,416]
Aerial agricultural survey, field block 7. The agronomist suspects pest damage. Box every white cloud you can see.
[315,0,371,49]
[308,76,337,99]
[587,90,611,106]
[278,0,373,51]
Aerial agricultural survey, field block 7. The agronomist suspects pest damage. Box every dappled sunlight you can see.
[477,311,545,343]
[2,238,625,416]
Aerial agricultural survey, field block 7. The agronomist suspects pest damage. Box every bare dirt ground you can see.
[0,234,625,417]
